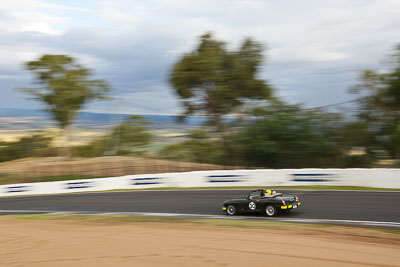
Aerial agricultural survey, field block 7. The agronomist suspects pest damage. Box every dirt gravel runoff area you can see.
[1,215,400,267]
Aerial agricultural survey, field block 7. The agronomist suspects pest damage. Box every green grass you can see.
[6,214,335,228]
[29,174,104,183]
[0,173,16,185]
[0,173,103,185]
[382,229,400,235]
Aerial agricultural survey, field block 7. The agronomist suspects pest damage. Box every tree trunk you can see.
[59,126,72,159]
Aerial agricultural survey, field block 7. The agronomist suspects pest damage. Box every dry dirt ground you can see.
[1,216,399,267]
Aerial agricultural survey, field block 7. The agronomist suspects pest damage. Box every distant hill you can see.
[0,108,205,130]
[0,108,48,117]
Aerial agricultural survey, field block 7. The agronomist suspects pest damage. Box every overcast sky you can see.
[0,0,399,115]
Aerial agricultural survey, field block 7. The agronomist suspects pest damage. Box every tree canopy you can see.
[170,33,272,154]
[108,115,153,153]
[351,44,400,159]
[21,54,111,129]
[232,101,345,168]
[74,116,153,157]
[170,33,271,118]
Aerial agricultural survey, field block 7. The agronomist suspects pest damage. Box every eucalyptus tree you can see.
[170,33,272,156]
[20,54,111,156]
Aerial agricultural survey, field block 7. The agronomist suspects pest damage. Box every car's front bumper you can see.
[281,202,301,209]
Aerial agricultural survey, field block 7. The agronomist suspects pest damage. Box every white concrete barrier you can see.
[0,169,399,197]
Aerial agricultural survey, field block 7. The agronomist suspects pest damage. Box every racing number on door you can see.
[249,202,256,210]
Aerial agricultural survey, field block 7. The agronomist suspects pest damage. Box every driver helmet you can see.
[265,189,272,195]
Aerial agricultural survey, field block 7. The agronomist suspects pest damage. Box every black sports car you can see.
[222,189,301,216]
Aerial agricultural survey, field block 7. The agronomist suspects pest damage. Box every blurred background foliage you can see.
[1,34,400,174]
[160,129,225,165]
[73,115,153,157]
[0,134,54,162]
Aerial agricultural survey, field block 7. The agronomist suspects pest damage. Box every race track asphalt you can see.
[1,190,400,222]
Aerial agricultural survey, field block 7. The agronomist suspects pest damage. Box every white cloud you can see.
[0,0,48,10]
[1,0,400,112]
[0,1,69,35]
[96,9,136,25]
[272,45,350,63]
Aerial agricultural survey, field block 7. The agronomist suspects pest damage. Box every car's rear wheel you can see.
[265,205,276,217]
[226,205,237,216]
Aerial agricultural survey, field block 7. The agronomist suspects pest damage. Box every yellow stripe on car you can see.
[298,203,301,206]
[288,205,292,208]
[281,206,287,209]
[222,207,227,210]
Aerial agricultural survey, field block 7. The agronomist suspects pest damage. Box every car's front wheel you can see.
[226,205,237,216]
[265,205,277,217]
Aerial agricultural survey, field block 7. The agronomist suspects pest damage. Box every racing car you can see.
[222,189,301,216]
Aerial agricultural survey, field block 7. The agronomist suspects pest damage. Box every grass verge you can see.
[0,173,103,185]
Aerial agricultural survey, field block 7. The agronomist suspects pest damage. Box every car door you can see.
[246,190,263,212]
